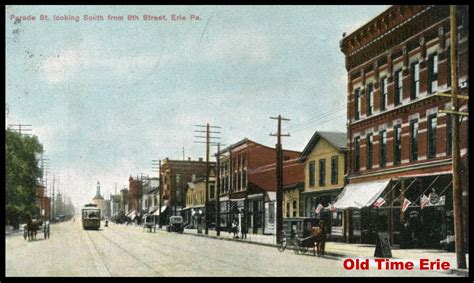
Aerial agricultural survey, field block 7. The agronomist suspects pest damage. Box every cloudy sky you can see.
[6,5,389,208]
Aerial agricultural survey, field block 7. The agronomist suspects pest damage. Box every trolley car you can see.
[82,206,101,230]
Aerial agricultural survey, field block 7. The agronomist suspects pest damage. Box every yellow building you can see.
[183,171,216,229]
[298,131,347,240]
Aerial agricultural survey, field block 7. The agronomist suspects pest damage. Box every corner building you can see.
[338,5,468,248]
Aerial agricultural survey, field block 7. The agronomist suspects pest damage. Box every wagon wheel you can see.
[293,241,300,254]
[277,237,287,252]
[299,245,309,254]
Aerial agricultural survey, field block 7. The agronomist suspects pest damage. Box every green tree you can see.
[5,130,43,229]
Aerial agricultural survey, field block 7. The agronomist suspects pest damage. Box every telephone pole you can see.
[270,115,290,243]
[194,123,221,235]
[449,5,467,270]
[152,159,162,228]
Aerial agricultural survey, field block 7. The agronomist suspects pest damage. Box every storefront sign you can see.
[374,232,392,258]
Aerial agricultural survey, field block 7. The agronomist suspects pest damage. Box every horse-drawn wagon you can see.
[23,219,50,241]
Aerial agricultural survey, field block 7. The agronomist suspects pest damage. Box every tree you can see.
[5,130,43,229]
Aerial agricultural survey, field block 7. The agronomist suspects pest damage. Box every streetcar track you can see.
[83,228,112,276]
[89,229,165,277]
[108,225,274,276]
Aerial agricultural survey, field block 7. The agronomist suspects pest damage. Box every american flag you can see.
[420,194,430,209]
[315,203,324,214]
[329,203,337,212]
[402,198,411,212]
[373,197,386,208]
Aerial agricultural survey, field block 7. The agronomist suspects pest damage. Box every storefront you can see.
[301,189,343,241]
[335,174,454,248]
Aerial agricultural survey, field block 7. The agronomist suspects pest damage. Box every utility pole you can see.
[153,160,162,226]
[270,115,290,243]
[449,5,467,270]
[194,123,221,235]
[215,143,221,236]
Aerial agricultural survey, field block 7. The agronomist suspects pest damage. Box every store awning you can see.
[333,179,391,209]
[129,211,137,220]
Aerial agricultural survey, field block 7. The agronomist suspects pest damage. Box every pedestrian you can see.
[232,219,238,238]
[241,222,247,239]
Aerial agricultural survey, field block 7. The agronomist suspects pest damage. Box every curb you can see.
[182,230,346,258]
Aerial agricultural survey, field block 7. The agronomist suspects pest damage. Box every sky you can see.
[6,5,390,209]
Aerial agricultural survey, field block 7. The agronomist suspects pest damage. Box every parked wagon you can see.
[23,219,50,241]
[143,215,157,233]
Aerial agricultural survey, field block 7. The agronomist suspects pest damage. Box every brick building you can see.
[128,176,142,221]
[218,138,304,235]
[160,158,210,225]
[338,5,468,248]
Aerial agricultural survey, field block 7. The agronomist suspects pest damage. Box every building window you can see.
[393,124,402,165]
[331,156,338,185]
[319,159,326,186]
[309,161,315,187]
[380,76,388,111]
[286,202,290,218]
[210,184,215,199]
[428,53,438,94]
[366,133,373,169]
[242,169,247,190]
[367,83,374,116]
[446,113,452,156]
[394,69,403,106]
[380,130,387,167]
[410,119,419,161]
[410,61,420,100]
[292,200,297,217]
[427,114,438,159]
[354,137,360,171]
[355,88,361,120]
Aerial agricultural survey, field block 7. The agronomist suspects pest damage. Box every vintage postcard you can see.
[5,5,469,277]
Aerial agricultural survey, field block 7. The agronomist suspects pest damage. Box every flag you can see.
[329,203,337,212]
[373,197,386,208]
[402,198,411,212]
[315,203,324,214]
[420,194,430,209]
[438,196,445,206]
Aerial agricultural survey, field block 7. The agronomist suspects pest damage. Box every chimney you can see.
[198,157,203,162]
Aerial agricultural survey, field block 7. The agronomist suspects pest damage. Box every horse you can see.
[25,218,40,241]
[311,223,327,257]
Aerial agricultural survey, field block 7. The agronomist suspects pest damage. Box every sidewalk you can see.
[178,227,469,277]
